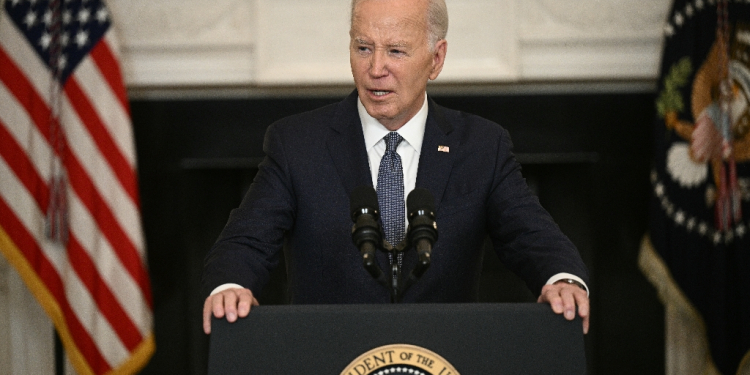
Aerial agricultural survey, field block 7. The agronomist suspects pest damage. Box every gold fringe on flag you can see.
[638,234,750,375]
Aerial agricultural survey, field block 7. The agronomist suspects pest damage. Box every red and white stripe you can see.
[0,8,153,375]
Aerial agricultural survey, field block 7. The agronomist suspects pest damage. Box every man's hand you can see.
[202,287,259,334]
[537,281,590,334]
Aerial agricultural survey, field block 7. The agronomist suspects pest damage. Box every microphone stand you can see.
[382,240,406,303]
[378,239,430,303]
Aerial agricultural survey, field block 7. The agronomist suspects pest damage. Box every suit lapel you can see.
[327,92,390,271]
[415,98,456,213]
[326,91,373,197]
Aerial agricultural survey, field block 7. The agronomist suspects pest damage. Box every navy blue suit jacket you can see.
[202,91,588,303]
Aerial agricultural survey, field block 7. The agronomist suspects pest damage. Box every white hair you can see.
[350,0,449,50]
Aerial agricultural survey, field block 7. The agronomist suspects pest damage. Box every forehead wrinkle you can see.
[351,27,423,51]
[354,37,373,45]
[351,28,413,48]
[350,6,428,45]
[353,37,414,51]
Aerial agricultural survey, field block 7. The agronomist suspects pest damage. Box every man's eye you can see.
[390,49,405,55]
[358,46,370,53]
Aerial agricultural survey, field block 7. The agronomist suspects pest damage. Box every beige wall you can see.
[107,0,670,87]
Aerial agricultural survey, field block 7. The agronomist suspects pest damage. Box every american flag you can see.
[0,0,154,374]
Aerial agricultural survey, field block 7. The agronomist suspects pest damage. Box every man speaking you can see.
[202,0,590,335]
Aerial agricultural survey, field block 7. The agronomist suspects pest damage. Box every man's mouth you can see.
[370,90,391,97]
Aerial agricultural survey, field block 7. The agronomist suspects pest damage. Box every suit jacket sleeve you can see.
[201,121,294,298]
[486,126,589,295]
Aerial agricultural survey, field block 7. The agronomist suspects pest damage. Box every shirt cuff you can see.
[545,273,589,297]
[210,283,245,296]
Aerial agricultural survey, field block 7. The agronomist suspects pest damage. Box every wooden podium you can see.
[208,303,586,374]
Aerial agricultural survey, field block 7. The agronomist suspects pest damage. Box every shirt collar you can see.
[358,94,428,154]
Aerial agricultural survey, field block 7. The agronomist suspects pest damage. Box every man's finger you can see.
[538,285,564,314]
[582,314,590,334]
[211,292,226,320]
[236,289,257,318]
[559,287,577,321]
[203,296,214,335]
[222,291,239,322]
[573,290,591,334]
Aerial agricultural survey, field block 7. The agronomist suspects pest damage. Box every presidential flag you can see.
[0,0,154,374]
[640,0,750,374]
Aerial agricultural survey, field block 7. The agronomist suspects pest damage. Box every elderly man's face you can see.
[350,0,446,131]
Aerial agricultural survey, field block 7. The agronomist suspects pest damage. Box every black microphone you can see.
[407,188,437,277]
[350,185,384,279]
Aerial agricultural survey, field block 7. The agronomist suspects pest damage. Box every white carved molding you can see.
[122,46,255,86]
[254,0,351,85]
[518,0,669,80]
[106,0,671,88]
[438,0,519,82]
[108,0,255,86]
[520,37,663,80]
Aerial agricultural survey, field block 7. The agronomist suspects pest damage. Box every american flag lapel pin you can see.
[438,145,450,153]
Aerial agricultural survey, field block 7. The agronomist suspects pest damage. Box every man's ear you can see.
[429,39,447,81]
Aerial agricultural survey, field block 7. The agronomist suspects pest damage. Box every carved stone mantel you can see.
[108,0,670,87]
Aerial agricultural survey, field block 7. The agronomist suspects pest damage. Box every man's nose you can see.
[369,50,388,77]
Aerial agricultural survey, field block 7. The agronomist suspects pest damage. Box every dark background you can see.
[130,88,663,374]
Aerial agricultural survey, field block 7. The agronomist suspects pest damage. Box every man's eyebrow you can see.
[387,42,408,48]
[353,38,408,48]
